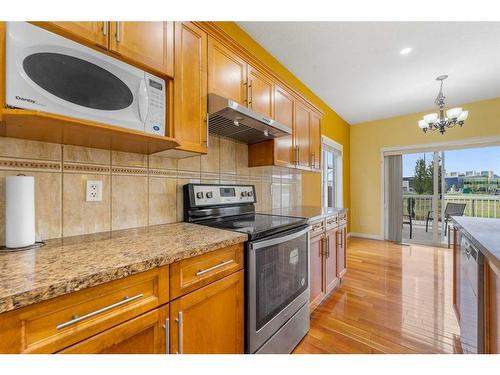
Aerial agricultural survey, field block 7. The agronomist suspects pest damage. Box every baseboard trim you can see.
[348,232,384,241]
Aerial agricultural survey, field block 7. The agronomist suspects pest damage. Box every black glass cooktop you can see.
[199,213,308,241]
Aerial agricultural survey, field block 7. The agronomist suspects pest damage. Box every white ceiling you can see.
[237,22,500,124]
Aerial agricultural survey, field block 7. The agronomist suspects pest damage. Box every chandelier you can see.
[418,75,468,134]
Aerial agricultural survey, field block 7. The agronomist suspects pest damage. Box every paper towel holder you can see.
[0,241,45,252]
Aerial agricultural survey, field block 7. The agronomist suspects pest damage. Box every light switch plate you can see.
[86,180,103,202]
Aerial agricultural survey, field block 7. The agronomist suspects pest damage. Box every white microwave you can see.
[5,22,166,136]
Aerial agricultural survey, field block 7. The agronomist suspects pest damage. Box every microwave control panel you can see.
[144,73,166,136]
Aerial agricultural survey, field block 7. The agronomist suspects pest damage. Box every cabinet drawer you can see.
[325,215,338,230]
[310,219,325,237]
[0,266,168,353]
[170,244,244,299]
[339,212,347,227]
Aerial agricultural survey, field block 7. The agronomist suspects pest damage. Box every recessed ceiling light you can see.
[400,47,412,55]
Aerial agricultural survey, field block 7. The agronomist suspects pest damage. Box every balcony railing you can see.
[403,194,500,222]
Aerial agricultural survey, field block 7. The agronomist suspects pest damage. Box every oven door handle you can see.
[250,226,310,250]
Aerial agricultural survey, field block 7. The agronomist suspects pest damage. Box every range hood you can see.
[207,93,291,144]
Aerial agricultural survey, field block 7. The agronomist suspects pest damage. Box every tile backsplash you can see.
[0,135,302,244]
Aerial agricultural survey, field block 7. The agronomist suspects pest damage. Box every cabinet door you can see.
[337,225,347,278]
[247,65,273,118]
[309,234,325,311]
[59,305,169,354]
[109,22,174,76]
[208,37,247,105]
[173,22,208,153]
[273,85,294,167]
[170,271,244,354]
[294,100,311,168]
[38,22,109,49]
[324,228,339,295]
[453,228,461,321]
[310,112,322,171]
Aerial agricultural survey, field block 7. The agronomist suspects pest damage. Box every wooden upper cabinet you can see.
[173,22,208,153]
[38,22,109,49]
[109,22,174,76]
[310,111,322,171]
[294,100,311,168]
[247,65,273,118]
[208,37,247,105]
[59,305,168,354]
[170,271,244,354]
[273,85,295,167]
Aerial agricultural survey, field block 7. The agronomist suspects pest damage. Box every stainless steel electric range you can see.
[183,183,310,354]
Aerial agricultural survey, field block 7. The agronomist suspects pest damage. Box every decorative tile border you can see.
[111,166,148,176]
[177,170,201,179]
[0,157,62,172]
[63,162,111,174]
[149,169,177,178]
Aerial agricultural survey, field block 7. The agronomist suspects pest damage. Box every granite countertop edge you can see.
[0,224,247,314]
[451,217,500,275]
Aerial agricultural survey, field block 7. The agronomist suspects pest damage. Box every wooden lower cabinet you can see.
[309,214,348,312]
[170,270,244,354]
[324,228,339,295]
[453,227,461,321]
[309,233,325,311]
[60,305,168,354]
[337,224,347,278]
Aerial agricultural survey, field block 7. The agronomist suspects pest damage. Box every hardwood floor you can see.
[293,237,462,354]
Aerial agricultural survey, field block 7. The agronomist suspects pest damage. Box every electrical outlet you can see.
[86,180,103,202]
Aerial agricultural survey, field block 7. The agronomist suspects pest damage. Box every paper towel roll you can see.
[5,175,35,248]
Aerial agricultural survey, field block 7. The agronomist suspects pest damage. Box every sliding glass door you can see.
[401,151,446,245]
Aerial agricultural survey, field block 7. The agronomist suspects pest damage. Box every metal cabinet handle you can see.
[196,259,234,276]
[56,293,144,330]
[163,318,170,354]
[102,22,108,36]
[326,237,330,258]
[115,21,121,42]
[176,311,183,354]
[311,152,315,168]
[243,81,248,105]
[205,113,209,147]
[248,80,253,106]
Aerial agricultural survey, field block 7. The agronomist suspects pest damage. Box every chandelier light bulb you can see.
[446,107,462,119]
[457,110,469,122]
[423,113,438,124]
[418,120,428,129]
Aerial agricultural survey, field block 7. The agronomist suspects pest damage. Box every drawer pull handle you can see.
[163,318,170,354]
[196,259,234,276]
[56,293,144,330]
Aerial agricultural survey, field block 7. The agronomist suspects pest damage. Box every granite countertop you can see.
[0,223,247,314]
[258,206,348,223]
[451,217,500,273]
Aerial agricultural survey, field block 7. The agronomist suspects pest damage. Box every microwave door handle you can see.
[138,78,149,123]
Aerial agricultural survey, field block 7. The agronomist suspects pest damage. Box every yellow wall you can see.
[215,22,350,211]
[350,97,500,236]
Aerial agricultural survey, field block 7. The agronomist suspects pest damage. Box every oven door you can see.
[5,22,155,133]
[247,225,310,353]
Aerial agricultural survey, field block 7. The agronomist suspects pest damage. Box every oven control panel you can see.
[190,184,256,206]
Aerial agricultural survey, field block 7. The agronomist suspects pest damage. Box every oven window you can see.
[23,53,133,110]
[255,232,308,331]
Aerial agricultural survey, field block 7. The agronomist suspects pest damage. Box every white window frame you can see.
[322,135,343,209]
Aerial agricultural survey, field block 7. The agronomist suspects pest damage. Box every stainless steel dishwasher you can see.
[459,236,484,354]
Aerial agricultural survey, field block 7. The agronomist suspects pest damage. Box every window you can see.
[322,136,343,209]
